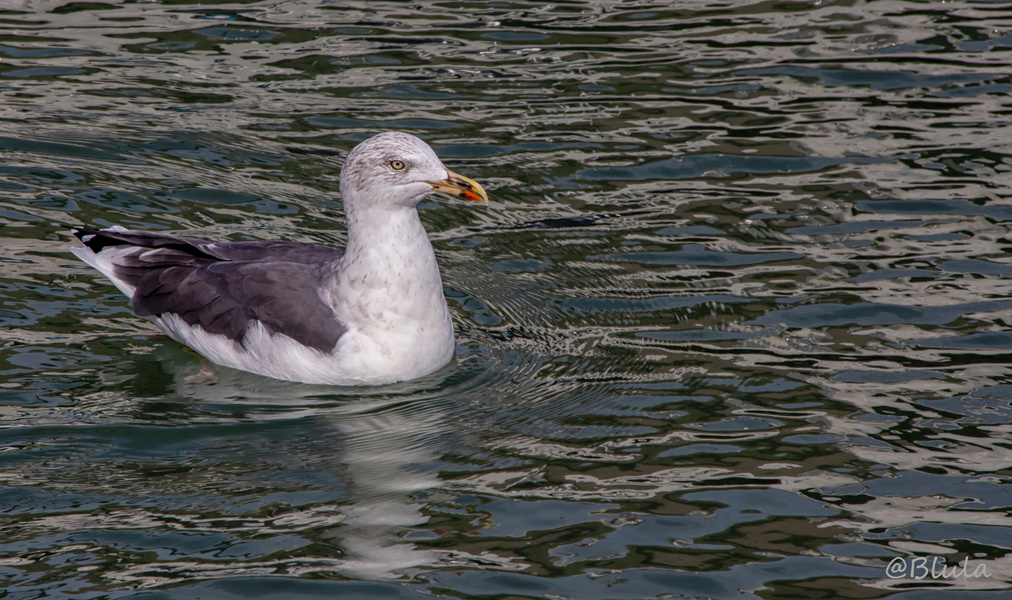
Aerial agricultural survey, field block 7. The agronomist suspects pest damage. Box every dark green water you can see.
[1,1,1010,598]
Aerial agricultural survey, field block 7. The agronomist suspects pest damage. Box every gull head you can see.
[339,132,487,210]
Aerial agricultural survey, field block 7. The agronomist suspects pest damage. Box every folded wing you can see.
[73,227,346,353]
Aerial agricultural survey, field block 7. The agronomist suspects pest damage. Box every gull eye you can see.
[389,160,406,171]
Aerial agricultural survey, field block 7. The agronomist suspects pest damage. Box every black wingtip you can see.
[72,226,133,253]
[72,226,94,243]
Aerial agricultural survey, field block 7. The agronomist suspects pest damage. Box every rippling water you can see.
[1,1,1011,598]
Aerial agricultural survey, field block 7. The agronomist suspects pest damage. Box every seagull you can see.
[70,132,488,385]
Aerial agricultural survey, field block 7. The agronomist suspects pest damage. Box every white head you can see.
[339,132,487,211]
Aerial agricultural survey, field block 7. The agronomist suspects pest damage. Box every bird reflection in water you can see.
[169,363,455,580]
[322,400,444,578]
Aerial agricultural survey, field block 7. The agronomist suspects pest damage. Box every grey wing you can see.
[203,240,343,264]
[132,260,346,353]
[74,227,346,352]
[73,226,343,264]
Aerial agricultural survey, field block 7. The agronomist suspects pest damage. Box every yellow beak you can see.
[427,170,488,203]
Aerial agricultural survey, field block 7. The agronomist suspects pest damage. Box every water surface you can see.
[1,1,1011,598]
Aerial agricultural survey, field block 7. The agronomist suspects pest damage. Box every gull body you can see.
[70,132,487,385]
